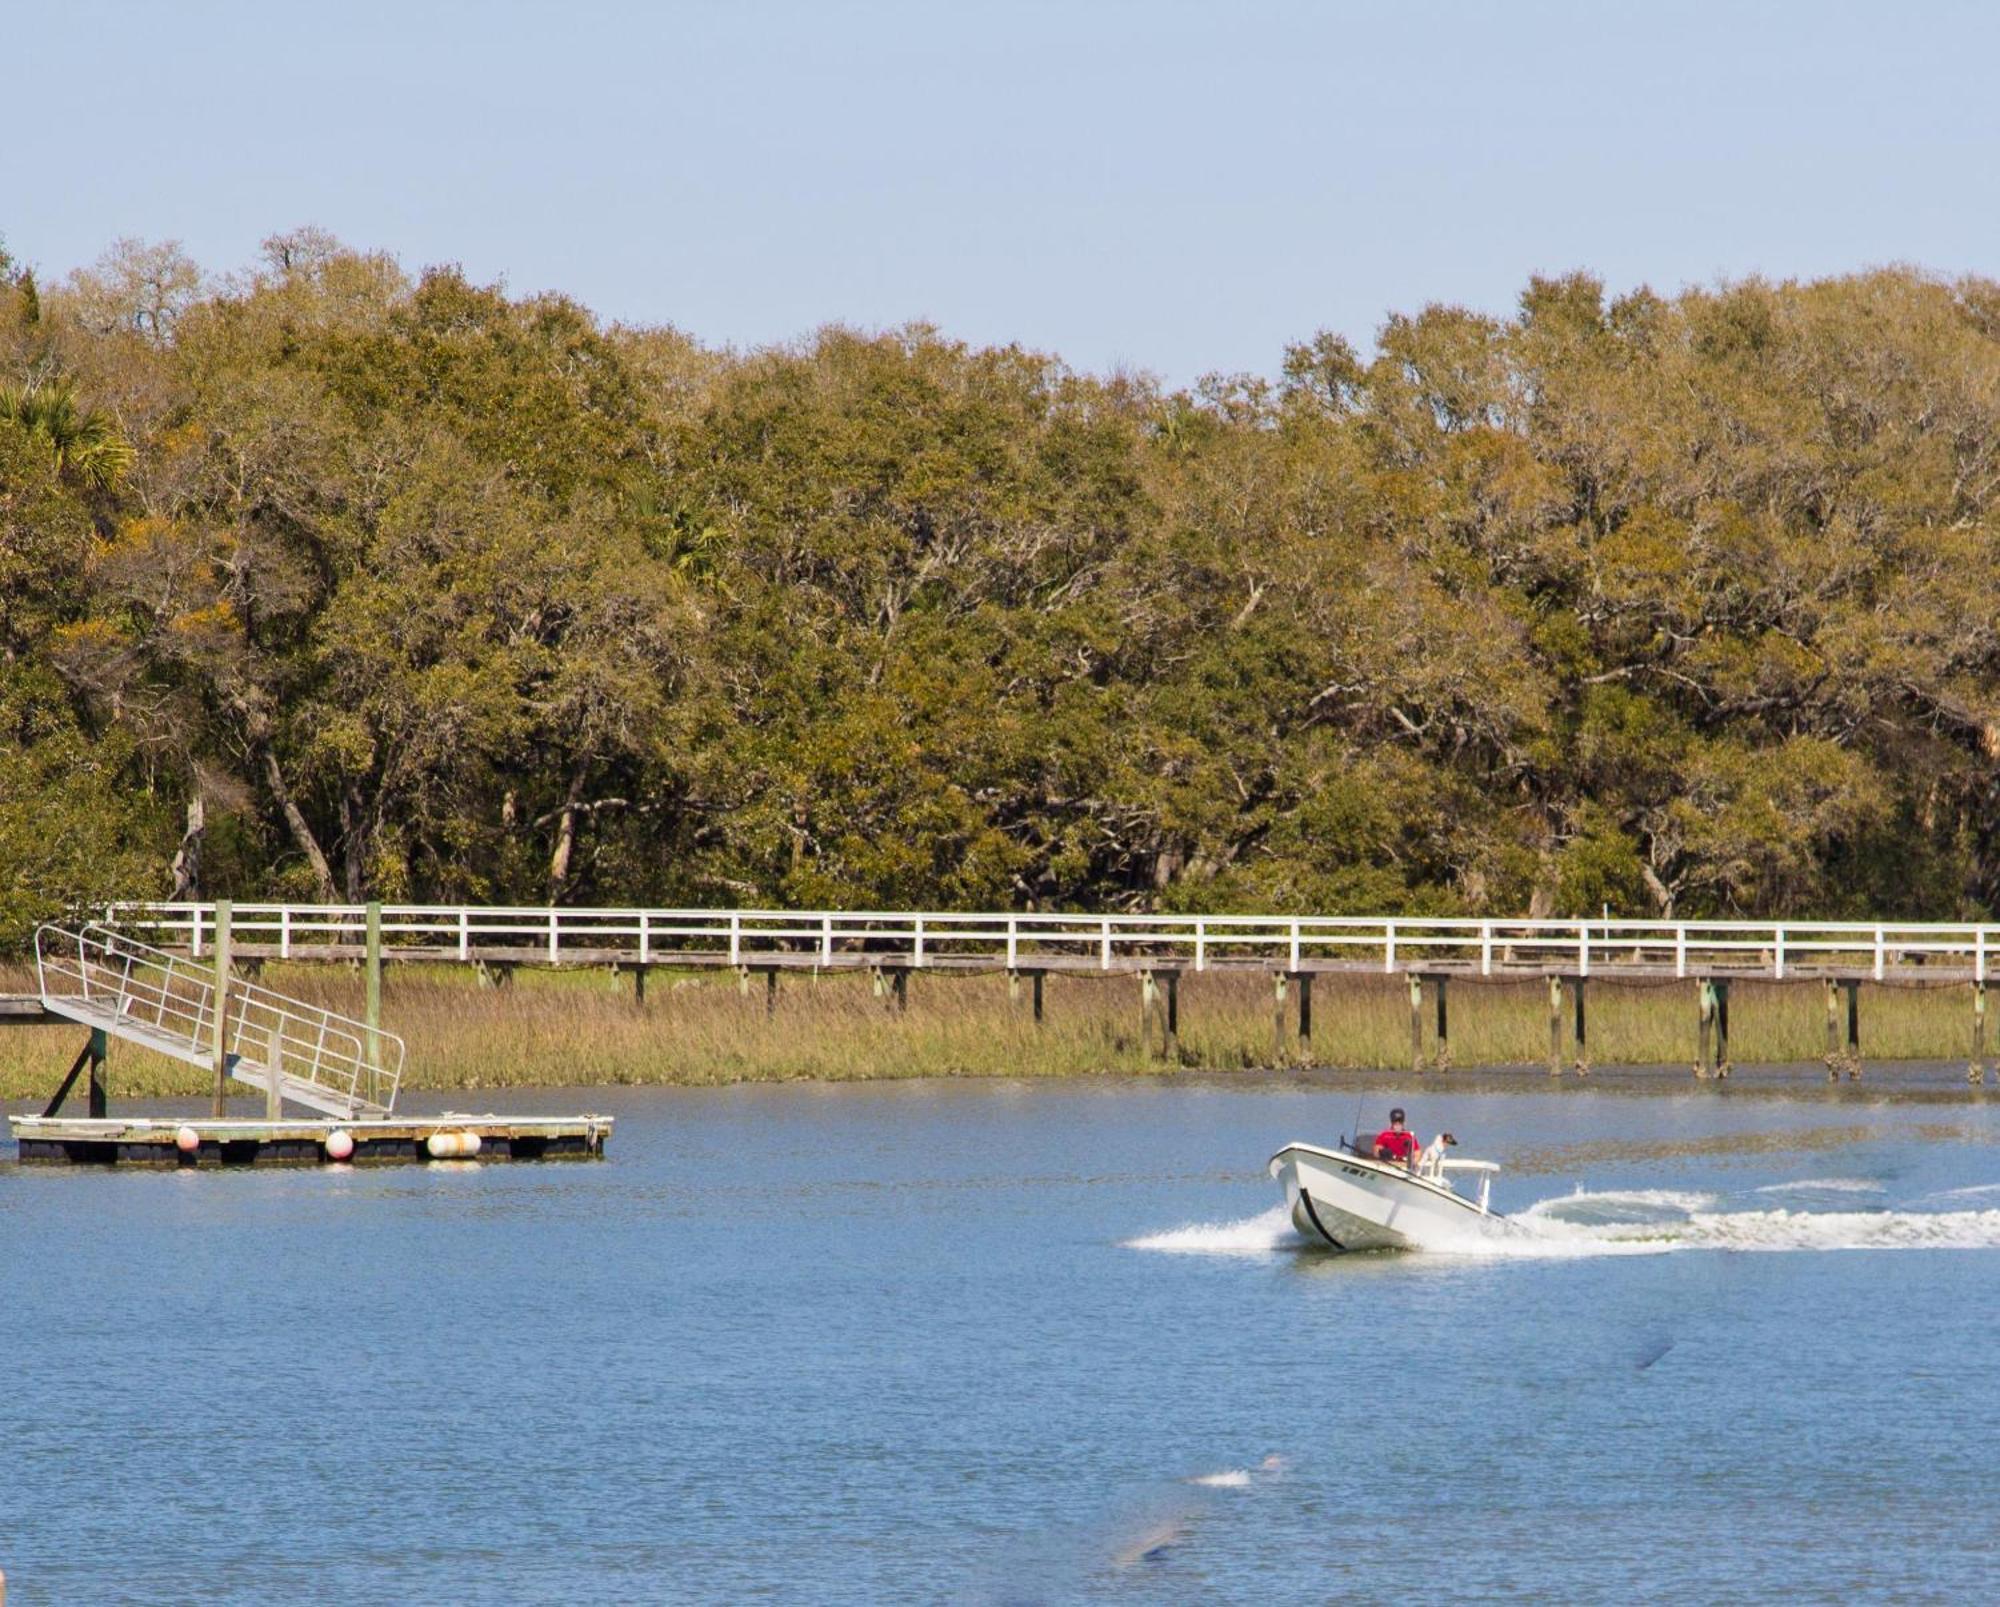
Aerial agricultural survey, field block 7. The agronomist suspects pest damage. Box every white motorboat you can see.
[1268,1134,1502,1252]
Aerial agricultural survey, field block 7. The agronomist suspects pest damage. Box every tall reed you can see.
[0,962,1986,1103]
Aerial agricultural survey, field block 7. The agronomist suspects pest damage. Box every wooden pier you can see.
[10,903,1999,1092]
[10,1112,611,1166]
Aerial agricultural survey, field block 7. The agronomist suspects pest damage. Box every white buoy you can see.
[324,1129,355,1161]
[459,1132,482,1157]
[174,1125,201,1154]
[426,1131,460,1159]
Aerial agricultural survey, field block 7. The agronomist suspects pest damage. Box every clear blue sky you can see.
[6,0,1998,384]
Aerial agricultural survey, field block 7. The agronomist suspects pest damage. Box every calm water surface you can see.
[6,1075,2000,1603]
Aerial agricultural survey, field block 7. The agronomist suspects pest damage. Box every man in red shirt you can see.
[1373,1108,1420,1166]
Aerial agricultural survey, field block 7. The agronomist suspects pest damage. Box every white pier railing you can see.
[96,904,2000,981]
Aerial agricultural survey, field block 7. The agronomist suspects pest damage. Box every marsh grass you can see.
[0,960,1988,1103]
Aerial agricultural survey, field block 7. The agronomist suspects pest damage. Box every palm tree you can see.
[0,379,135,490]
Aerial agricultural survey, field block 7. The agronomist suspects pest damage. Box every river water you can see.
[6,1074,2000,1603]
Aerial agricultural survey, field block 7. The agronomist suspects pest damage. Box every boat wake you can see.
[1125,1189,2000,1260]
[1122,1205,1298,1257]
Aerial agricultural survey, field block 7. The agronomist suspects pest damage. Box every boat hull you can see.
[1269,1142,1494,1252]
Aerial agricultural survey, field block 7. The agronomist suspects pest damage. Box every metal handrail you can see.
[94,903,2000,981]
[36,924,404,1113]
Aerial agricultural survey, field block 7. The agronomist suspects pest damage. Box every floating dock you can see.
[9,1112,612,1167]
[6,922,614,1168]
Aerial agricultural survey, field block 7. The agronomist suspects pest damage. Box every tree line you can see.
[3,229,1998,943]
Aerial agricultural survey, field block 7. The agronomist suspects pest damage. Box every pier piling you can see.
[1547,976,1563,1076]
[1974,981,1988,1085]
[1696,980,1714,1078]
[263,1026,283,1118]
[41,1030,109,1118]
[1272,972,1290,1065]
[1140,970,1159,1059]
[1434,976,1451,1071]
[1572,978,1590,1076]
[210,898,232,1117]
[1296,972,1312,1045]
[365,901,383,1108]
[1845,979,1862,1078]
[1715,980,1732,1078]
[88,1026,107,1117]
[1409,974,1423,1073]
[1164,971,1179,1059]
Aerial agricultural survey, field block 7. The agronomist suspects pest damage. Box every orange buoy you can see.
[324,1129,355,1161]
[174,1125,201,1154]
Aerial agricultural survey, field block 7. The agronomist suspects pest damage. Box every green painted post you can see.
[211,899,232,1116]
[365,901,383,1107]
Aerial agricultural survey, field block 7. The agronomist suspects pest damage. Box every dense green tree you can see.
[4,233,1999,932]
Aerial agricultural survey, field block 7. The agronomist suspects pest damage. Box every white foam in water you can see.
[1126,1190,2000,1261]
[1187,1469,1252,1488]
[1752,1177,1886,1195]
[1524,1187,1721,1222]
[1927,1182,2000,1202]
[1123,1205,1300,1256]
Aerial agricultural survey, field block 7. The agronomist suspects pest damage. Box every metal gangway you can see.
[34,923,404,1120]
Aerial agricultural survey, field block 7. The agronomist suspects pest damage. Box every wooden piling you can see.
[1824,977,1841,1079]
[365,900,382,1107]
[264,1024,283,1119]
[1033,969,1045,1025]
[1572,977,1590,1076]
[87,1027,107,1118]
[766,968,779,1018]
[1164,971,1179,1061]
[1296,971,1312,1045]
[1715,979,1731,1078]
[1140,970,1159,1060]
[632,965,648,1008]
[1974,981,1988,1086]
[1696,980,1714,1078]
[1433,975,1450,1071]
[211,898,232,1117]
[1408,973,1424,1073]
[1547,975,1563,1076]
[1272,971,1290,1065]
[1845,979,1861,1078]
